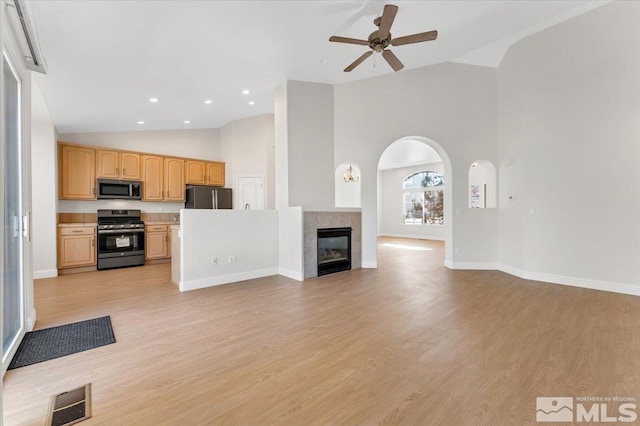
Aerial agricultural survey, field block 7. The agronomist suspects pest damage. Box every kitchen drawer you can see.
[59,227,95,236]
[146,224,168,232]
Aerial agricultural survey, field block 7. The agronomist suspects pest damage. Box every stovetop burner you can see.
[97,209,144,230]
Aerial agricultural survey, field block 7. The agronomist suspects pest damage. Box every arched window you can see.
[403,171,444,225]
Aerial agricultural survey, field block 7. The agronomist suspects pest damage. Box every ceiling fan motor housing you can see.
[368,31,391,52]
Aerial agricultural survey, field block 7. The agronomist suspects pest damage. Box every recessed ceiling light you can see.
[321,58,328,63]
[184,120,191,124]
[204,99,213,104]
[248,101,255,106]
[137,121,145,125]
[242,90,250,95]
[149,97,159,103]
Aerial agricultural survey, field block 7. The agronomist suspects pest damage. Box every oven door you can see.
[97,229,145,256]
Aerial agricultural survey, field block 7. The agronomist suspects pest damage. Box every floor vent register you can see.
[46,384,92,426]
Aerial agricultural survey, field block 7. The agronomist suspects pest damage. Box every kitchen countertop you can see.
[144,221,180,225]
[58,223,97,227]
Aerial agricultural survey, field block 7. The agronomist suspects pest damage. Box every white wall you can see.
[274,83,289,209]
[334,163,361,208]
[60,128,222,160]
[378,163,445,240]
[497,1,640,293]
[286,81,335,211]
[334,63,499,269]
[179,209,278,291]
[219,114,275,209]
[31,80,58,278]
[278,207,303,281]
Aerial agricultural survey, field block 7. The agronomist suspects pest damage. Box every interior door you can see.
[2,51,24,369]
[238,177,264,210]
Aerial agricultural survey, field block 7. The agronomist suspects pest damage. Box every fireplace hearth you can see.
[317,227,352,276]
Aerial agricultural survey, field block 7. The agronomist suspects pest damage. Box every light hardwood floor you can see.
[4,238,640,425]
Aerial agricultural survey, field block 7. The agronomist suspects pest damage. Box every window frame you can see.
[402,171,444,226]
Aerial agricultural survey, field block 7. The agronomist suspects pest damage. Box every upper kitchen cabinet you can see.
[142,155,164,201]
[59,143,96,200]
[185,160,224,186]
[185,160,206,185]
[97,149,141,180]
[206,162,225,186]
[164,157,185,202]
[121,152,142,180]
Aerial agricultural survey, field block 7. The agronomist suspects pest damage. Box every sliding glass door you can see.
[2,51,24,367]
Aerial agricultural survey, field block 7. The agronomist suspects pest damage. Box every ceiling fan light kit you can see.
[329,4,438,73]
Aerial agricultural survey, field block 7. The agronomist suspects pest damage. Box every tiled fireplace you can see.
[303,211,361,279]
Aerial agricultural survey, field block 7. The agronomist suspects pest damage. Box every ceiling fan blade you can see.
[344,51,373,72]
[391,30,438,46]
[377,4,398,39]
[329,36,369,46]
[382,49,404,72]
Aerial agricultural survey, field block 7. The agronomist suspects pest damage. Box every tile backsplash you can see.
[57,213,97,224]
[58,212,179,223]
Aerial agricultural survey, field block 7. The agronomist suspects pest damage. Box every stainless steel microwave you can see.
[97,179,142,200]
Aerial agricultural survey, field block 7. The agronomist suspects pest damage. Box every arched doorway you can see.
[375,136,453,265]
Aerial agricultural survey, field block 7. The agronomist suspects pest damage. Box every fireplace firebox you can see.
[317,227,352,276]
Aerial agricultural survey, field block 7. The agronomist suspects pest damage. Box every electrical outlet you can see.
[455,247,462,255]
[228,255,237,263]
[211,257,218,266]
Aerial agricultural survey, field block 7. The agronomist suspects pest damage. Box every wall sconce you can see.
[343,164,360,183]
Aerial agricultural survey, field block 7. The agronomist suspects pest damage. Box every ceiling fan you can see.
[329,4,438,72]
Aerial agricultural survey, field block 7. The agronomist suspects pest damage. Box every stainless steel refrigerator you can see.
[185,185,232,209]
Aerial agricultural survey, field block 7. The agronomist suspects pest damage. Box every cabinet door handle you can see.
[123,168,126,175]
[92,187,96,195]
[91,237,95,247]
[115,167,119,175]
[72,230,82,233]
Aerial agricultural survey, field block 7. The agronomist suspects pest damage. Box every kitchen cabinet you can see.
[185,160,224,187]
[59,144,96,200]
[206,162,225,186]
[145,224,170,260]
[142,155,164,201]
[185,160,207,185]
[164,158,185,201]
[142,156,184,202]
[97,149,142,181]
[58,226,96,268]
[59,141,224,201]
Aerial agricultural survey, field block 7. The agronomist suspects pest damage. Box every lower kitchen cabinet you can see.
[58,226,96,269]
[145,224,171,260]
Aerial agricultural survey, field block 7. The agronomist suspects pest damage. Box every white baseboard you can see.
[512,267,640,297]
[180,268,279,292]
[33,269,58,279]
[446,262,499,270]
[443,261,639,297]
[378,233,445,241]
[279,267,304,281]
[497,263,526,279]
[362,261,378,268]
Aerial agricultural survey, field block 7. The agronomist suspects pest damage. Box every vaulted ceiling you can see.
[28,0,607,133]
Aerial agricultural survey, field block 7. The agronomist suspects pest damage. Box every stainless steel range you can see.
[97,209,145,270]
